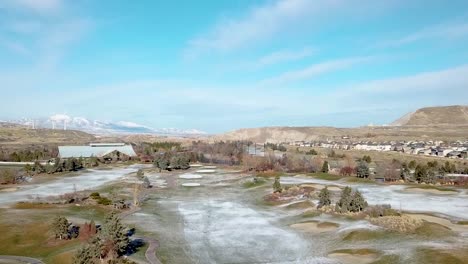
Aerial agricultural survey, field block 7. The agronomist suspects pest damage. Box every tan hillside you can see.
[0,125,96,145]
[215,127,345,143]
[391,105,468,126]
[215,125,468,143]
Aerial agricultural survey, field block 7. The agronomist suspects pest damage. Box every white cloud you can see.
[259,56,372,86]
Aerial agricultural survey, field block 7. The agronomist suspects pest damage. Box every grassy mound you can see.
[342,229,387,241]
[412,248,466,264]
[331,248,380,255]
[285,200,315,209]
[414,221,454,237]
[301,210,322,218]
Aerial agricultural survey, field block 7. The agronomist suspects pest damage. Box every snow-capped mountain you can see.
[5,115,207,136]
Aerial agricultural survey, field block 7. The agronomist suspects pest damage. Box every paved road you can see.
[0,255,44,264]
[121,208,162,264]
[142,237,161,264]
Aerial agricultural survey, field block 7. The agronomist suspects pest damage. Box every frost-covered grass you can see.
[406,184,457,192]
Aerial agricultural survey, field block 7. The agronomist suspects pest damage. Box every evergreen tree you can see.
[52,216,70,240]
[154,156,169,172]
[362,155,372,163]
[356,161,370,178]
[273,176,282,193]
[414,164,428,183]
[136,169,144,179]
[335,186,352,213]
[321,161,329,173]
[101,212,129,258]
[73,245,97,264]
[317,186,331,208]
[142,176,151,188]
[400,162,410,181]
[408,160,417,170]
[349,190,368,212]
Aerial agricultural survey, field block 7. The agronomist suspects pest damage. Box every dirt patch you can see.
[290,221,339,233]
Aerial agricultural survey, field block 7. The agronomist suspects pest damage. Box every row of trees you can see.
[334,186,368,213]
[139,141,183,156]
[265,143,287,152]
[153,153,190,171]
[0,147,57,162]
[190,140,248,165]
[25,158,84,175]
[317,186,368,213]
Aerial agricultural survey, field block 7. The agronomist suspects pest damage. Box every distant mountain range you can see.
[3,114,207,136]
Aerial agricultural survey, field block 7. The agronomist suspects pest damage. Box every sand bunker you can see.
[0,187,19,192]
[290,221,339,233]
[182,183,201,187]
[179,174,203,179]
[196,169,216,173]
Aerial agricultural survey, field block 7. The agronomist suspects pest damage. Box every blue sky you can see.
[1,0,468,133]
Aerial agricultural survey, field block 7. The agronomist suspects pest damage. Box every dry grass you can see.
[369,215,423,233]
[413,248,467,264]
[0,221,81,259]
[13,202,58,209]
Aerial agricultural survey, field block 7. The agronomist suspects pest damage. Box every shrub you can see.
[273,176,282,193]
[340,166,355,176]
[97,197,112,205]
[321,161,329,173]
[365,204,399,218]
[356,161,370,178]
[136,169,144,178]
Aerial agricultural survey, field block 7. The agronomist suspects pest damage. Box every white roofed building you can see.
[58,143,137,162]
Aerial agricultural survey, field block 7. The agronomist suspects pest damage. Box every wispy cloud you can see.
[185,0,347,57]
[0,38,29,55]
[379,21,468,48]
[255,47,315,68]
[0,0,91,70]
[4,0,63,14]
[259,56,372,86]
